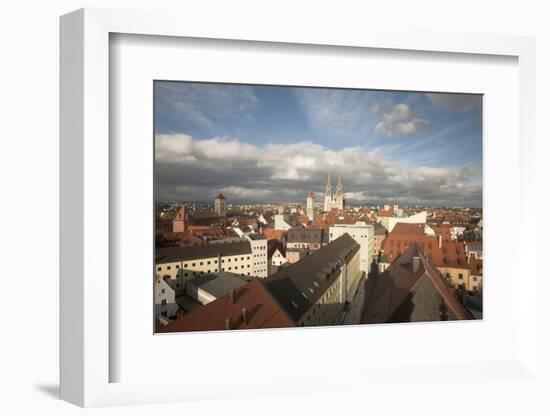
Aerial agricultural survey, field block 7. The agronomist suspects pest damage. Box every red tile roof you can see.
[381,231,469,270]
[158,279,296,333]
[364,244,470,323]
[377,209,393,217]
[391,223,426,235]
[262,228,286,242]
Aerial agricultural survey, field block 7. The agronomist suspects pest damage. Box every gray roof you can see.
[156,241,251,264]
[247,233,266,240]
[373,222,387,235]
[363,244,471,323]
[264,234,360,321]
[286,227,324,244]
[186,272,248,298]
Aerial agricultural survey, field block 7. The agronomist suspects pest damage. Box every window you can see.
[175,265,180,269]
[459,273,463,279]
[167,266,171,270]
[157,266,162,271]
[473,276,478,282]
[161,289,165,294]
[161,299,166,305]
[192,263,196,267]
[184,264,188,268]
[207,261,211,265]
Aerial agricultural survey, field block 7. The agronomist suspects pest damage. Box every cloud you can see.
[375,103,430,137]
[294,89,382,139]
[154,82,258,132]
[155,134,482,207]
[425,93,481,113]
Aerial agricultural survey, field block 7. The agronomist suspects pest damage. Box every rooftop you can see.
[158,279,296,333]
[186,272,248,299]
[286,227,324,244]
[264,234,360,321]
[391,223,426,236]
[363,244,471,323]
[156,241,251,264]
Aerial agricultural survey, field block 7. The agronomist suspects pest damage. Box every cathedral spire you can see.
[325,172,332,195]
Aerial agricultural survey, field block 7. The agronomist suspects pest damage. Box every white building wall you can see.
[154,277,178,319]
[274,214,292,231]
[329,222,374,274]
[271,249,288,267]
[248,238,268,278]
[386,211,427,232]
[306,196,314,222]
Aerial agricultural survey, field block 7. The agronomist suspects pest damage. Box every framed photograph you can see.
[153,81,482,335]
[60,8,537,408]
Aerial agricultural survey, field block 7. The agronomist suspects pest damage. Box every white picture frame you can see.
[60,7,538,408]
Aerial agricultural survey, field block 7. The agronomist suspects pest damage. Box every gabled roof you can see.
[363,244,471,323]
[267,239,285,258]
[264,234,360,321]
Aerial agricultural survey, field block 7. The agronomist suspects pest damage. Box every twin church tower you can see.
[324,172,345,212]
[306,173,345,222]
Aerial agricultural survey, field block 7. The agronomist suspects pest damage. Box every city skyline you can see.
[155,81,482,207]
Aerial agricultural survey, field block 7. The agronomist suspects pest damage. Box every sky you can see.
[155,81,482,208]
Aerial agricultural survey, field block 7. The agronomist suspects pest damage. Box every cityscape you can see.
[154,82,483,333]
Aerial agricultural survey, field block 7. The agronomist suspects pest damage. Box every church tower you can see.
[306,191,315,222]
[214,193,226,217]
[335,173,344,210]
[324,173,332,212]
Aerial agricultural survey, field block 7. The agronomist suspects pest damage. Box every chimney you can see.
[438,235,442,249]
[412,256,421,273]
[217,254,222,273]
[224,317,233,330]
[229,289,236,304]
[242,308,248,325]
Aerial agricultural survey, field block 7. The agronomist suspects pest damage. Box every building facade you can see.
[155,276,179,320]
[329,222,374,274]
[214,193,226,217]
[155,241,254,283]
[246,234,269,278]
[306,191,315,222]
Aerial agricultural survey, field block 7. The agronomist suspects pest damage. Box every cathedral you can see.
[324,173,345,212]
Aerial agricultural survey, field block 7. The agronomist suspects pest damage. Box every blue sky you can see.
[154,81,482,207]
